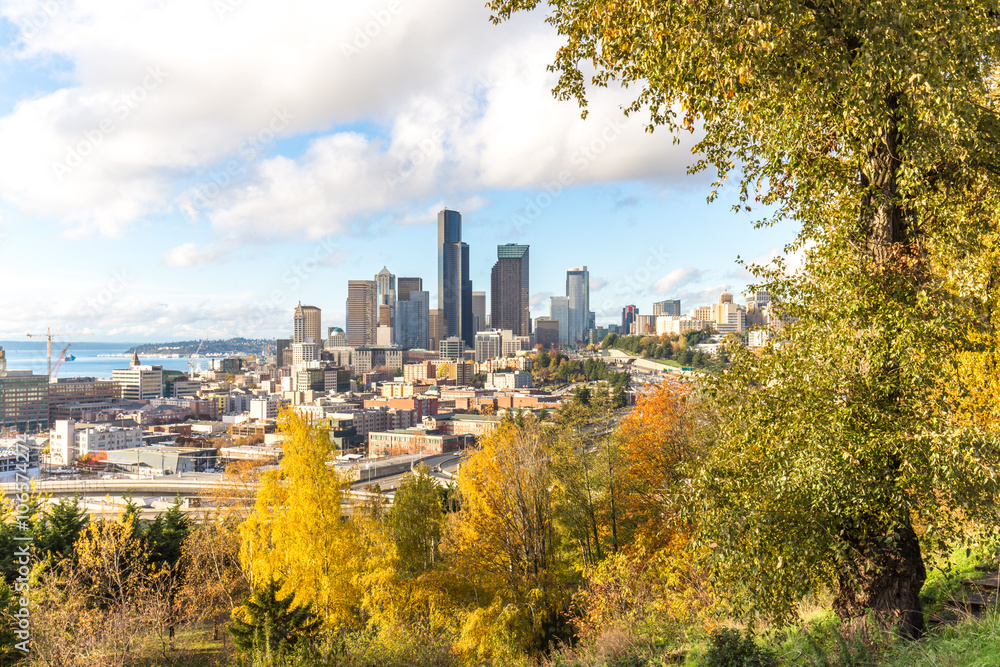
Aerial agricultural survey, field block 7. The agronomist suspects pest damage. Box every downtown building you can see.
[395,277,430,350]
[566,266,590,344]
[490,243,531,337]
[347,279,378,347]
[293,302,322,344]
[438,209,474,347]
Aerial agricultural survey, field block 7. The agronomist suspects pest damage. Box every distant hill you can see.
[125,338,272,356]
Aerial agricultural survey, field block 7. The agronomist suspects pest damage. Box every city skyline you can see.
[0,0,796,342]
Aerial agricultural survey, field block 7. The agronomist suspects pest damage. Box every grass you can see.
[920,542,998,615]
[132,625,231,667]
[882,611,1000,667]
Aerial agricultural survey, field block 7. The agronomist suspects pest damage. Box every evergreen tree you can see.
[229,579,321,663]
[36,494,89,561]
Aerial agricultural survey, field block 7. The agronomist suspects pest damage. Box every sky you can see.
[0,0,797,343]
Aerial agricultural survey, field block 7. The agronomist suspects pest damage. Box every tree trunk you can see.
[832,514,926,639]
[842,102,927,639]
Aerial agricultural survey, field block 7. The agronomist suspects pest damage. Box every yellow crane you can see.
[26,328,93,377]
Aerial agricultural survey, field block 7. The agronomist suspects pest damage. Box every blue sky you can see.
[0,0,796,342]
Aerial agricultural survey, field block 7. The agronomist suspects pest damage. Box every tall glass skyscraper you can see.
[566,266,590,344]
[438,209,474,347]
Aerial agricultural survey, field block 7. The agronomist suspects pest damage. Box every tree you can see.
[178,517,249,641]
[488,0,1000,637]
[36,494,90,561]
[389,465,446,576]
[240,411,359,629]
[229,578,321,664]
[146,496,191,569]
[447,416,569,659]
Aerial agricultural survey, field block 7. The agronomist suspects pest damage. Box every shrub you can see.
[702,629,777,667]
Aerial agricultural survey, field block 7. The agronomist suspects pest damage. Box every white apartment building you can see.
[486,370,533,390]
[250,397,279,421]
[49,419,144,465]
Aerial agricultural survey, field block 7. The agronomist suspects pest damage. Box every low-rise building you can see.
[367,428,464,457]
[104,445,217,475]
[49,419,144,465]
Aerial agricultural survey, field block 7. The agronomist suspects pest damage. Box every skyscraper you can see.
[347,280,378,347]
[472,291,486,333]
[490,244,530,337]
[550,296,570,346]
[397,277,423,302]
[566,266,590,344]
[395,290,430,350]
[293,303,322,344]
[622,305,638,335]
[438,209,473,347]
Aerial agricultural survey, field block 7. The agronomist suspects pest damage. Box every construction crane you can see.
[187,339,205,377]
[26,328,92,377]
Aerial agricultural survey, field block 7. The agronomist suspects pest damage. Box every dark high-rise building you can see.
[437,209,473,347]
[472,291,486,332]
[347,280,378,347]
[397,277,423,302]
[622,305,638,335]
[490,244,530,336]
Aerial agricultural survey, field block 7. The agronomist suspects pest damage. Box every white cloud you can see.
[163,242,218,267]
[0,0,698,251]
[653,267,704,295]
[590,276,608,291]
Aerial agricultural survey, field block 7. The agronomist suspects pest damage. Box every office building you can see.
[622,305,638,336]
[376,266,396,329]
[325,327,347,349]
[472,291,486,332]
[0,370,49,433]
[566,266,590,344]
[439,337,466,361]
[490,244,530,337]
[397,276,423,302]
[474,330,503,363]
[112,353,163,401]
[395,290,430,350]
[534,317,560,348]
[293,303,322,344]
[352,347,404,375]
[653,300,682,317]
[550,296,570,345]
[275,338,292,367]
[347,280,378,347]
[429,309,445,352]
[438,209,474,347]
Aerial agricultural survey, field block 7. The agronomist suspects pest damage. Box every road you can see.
[351,451,465,495]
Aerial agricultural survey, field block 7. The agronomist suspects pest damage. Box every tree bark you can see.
[833,514,926,639]
[839,101,927,639]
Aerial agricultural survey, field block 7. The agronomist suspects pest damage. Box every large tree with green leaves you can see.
[489,0,1000,636]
